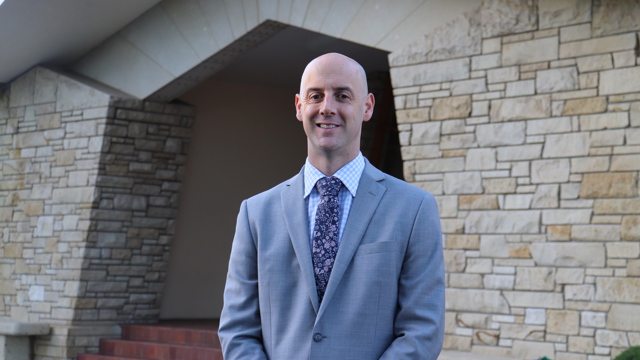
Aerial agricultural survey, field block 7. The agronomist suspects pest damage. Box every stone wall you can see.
[390,0,639,359]
[0,67,193,359]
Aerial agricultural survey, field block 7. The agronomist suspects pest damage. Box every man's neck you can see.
[308,151,358,176]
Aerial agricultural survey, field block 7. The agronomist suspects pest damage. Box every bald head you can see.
[299,53,368,98]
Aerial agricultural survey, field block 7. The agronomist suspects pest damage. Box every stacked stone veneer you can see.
[0,67,193,359]
[390,1,640,359]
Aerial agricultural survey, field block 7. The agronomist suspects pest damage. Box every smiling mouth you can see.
[318,124,338,129]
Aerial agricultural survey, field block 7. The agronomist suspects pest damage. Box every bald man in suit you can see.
[219,53,445,359]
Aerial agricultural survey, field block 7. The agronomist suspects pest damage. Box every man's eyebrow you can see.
[304,86,354,93]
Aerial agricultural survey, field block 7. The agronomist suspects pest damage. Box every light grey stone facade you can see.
[0,67,193,359]
[391,0,640,358]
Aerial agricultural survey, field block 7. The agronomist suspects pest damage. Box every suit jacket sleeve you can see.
[218,200,268,360]
[379,192,445,360]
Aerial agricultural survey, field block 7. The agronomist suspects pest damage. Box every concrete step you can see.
[439,350,520,360]
[99,339,222,360]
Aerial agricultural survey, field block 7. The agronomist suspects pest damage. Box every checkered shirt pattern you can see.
[304,153,365,245]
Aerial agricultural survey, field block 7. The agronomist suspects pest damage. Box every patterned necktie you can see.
[312,176,342,305]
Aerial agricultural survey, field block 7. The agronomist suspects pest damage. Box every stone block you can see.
[543,132,590,158]
[527,117,572,135]
[530,242,605,267]
[466,210,540,234]
[536,67,578,93]
[411,122,440,144]
[515,267,555,290]
[548,225,571,240]
[483,178,516,194]
[431,96,471,121]
[627,259,640,276]
[506,80,535,97]
[591,129,626,146]
[465,149,496,170]
[539,0,591,28]
[543,209,592,225]
[436,196,458,218]
[560,33,636,58]
[483,274,514,290]
[496,144,542,161]
[415,157,465,173]
[490,95,551,122]
[445,235,479,250]
[576,54,613,72]
[52,187,96,204]
[444,250,466,272]
[531,159,570,184]
[556,268,584,284]
[445,289,509,314]
[628,128,640,145]
[487,66,519,83]
[600,67,640,95]
[592,0,640,36]
[532,184,559,208]
[472,54,501,71]
[607,242,640,258]
[476,122,525,147]
[396,108,429,124]
[580,173,637,198]
[563,97,607,116]
[459,195,499,210]
[607,304,640,331]
[390,58,470,87]
[440,134,477,149]
[479,235,509,258]
[501,324,545,341]
[580,112,629,131]
[568,336,594,353]
[547,310,580,335]
[595,199,640,214]
[581,311,606,328]
[503,37,559,66]
[596,277,640,303]
[401,145,441,160]
[443,335,472,351]
[571,157,610,173]
[504,291,563,309]
[504,194,532,210]
[449,273,483,288]
[622,216,640,240]
[611,154,640,171]
[444,172,483,194]
[451,79,487,95]
[466,258,492,274]
[572,225,620,241]
[565,285,595,301]
[595,329,629,347]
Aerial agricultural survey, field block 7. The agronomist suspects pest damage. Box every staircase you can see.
[77,320,222,360]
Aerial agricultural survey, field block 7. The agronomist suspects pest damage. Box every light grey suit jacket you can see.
[219,161,444,360]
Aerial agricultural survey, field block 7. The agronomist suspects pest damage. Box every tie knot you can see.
[316,177,342,197]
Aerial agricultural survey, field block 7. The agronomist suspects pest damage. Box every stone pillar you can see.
[0,67,194,359]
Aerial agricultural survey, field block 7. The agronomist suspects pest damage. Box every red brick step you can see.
[100,339,222,360]
[120,321,220,348]
[76,321,222,360]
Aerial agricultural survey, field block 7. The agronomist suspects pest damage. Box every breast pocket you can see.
[354,240,403,257]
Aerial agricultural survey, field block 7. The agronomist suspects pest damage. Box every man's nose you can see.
[320,97,336,116]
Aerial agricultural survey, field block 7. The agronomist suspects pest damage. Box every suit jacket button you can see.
[313,333,323,342]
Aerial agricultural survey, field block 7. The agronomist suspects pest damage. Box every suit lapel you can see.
[281,170,320,313]
[317,162,386,320]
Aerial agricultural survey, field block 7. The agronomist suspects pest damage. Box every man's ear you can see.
[363,93,375,122]
[295,94,303,122]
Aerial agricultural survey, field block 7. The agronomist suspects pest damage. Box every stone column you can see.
[0,67,194,359]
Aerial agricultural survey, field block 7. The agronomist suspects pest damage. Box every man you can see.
[219,53,444,359]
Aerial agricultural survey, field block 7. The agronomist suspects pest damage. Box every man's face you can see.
[295,55,374,160]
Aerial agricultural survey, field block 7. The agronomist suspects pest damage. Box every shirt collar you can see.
[304,153,365,198]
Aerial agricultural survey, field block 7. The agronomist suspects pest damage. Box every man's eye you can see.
[310,94,322,100]
[338,94,350,100]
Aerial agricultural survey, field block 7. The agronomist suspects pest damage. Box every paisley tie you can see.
[312,176,342,305]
